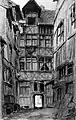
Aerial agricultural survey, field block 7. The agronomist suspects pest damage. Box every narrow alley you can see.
[4,108,57,120]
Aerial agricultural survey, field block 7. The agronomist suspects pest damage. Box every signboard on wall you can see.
[35,95,42,108]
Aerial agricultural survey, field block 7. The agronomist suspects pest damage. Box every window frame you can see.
[67,63,73,75]
[19,58,25,70]
[70,3,76,25]
[20,39,25,47]
[28,17,36,25]
[34,82,37,91]
[40,82,44,92]
[39,57,51,71]
[26,57,37,71]
[56,20,64,46]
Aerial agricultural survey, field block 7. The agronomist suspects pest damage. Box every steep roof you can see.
[0,0,17,8]
[39,10,55,25]
[22,0,41,17]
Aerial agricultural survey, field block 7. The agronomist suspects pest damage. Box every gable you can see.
[22,0,41,17]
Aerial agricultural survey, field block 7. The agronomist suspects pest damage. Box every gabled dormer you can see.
[22,0,41,18]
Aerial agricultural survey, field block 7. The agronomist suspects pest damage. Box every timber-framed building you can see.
[17,0,55,108]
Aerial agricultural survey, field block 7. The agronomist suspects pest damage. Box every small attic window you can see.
[28,17,36,25]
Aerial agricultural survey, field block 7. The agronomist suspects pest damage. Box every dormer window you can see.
[28,17,36,25]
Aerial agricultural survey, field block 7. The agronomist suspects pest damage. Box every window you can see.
[66,82,73,94]
[34,82,37,91]
[56,20,64,45]
[39,57,51,71]
[26,39,31,46]
[40,39,45,47]
[70,3,76,27]
[20,87,29,95]
[26,35,32,39]
[39,27,51,34]
[26,35,37,46]
[32,58,37,70]
[39,37,51,47]
[26,58,31,70]
[59,66,66,80]
[32,39,37,46]
[20,40,24,47]
[6,8,14,29]
[57,63,73,80]
[42,27,45,34]
[20,87,24,95]
[45,39,51,47]
[20,58,25,70]
[57,88,61,101]
[67,63,73,75]
[20,62,24,70]
[28,17,36,25]
[40,83,44,92]
[26,57,37,70]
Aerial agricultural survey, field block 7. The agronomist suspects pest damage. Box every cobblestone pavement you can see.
[3,108,57,120]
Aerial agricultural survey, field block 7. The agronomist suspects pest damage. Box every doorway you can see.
[33,94,44,108]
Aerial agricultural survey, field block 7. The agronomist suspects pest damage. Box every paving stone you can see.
[3,108,56,120]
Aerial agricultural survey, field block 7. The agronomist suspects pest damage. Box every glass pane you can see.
[26,62,31,70]
[46,40,51,47]
[58,27,60,35]
[32,35,37,39]
[60,34,64,42]
[20,62,24,70]
[45,28,48,34]
[39,57,44,62]
[32,62,37,70]
[58,36,60,44]
[34,82,37,91]
[47,63,51,70]
[20,40,24,47]
[39,63,43,70]
[47,28,51,34]
[20,87,23,95]
[28,17,36,25]
[40,40,45,47]
[32,40,37,46]
[25,87,29,95]
[61,24,64,33]
[26,35,31,39]
[41,27,45,34]
[26,40,31,46]
[32,58,37,70]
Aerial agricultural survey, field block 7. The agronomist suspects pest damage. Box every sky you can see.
[12,0,56,10]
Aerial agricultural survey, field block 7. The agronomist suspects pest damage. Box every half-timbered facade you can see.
[17,0,55,108]
[53,0,76,108]
[0,0,22,117]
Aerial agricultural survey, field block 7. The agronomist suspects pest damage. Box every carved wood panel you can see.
[19,72,52,81]
[26,26,38,33]
[39,48,53,56]
[19,48,25,56]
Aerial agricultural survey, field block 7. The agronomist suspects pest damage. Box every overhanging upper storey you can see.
[22,0,41,17]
